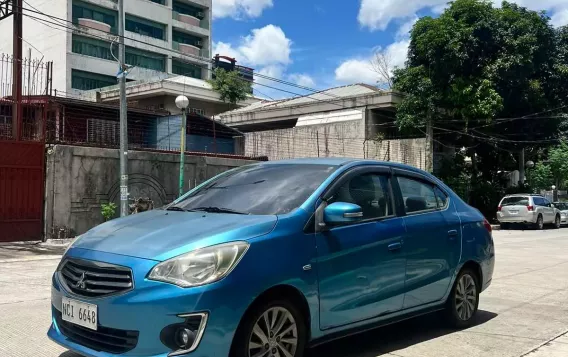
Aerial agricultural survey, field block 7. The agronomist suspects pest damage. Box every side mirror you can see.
[323,202,363,225]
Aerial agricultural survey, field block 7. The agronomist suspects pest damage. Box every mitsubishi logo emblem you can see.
[75,272,87,289]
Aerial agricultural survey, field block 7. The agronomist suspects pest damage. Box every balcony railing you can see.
[78,18,112,33]
[172,41,209,58]
[172,11,209,30]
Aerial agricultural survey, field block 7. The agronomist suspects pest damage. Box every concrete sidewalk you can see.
[0,239,72,263]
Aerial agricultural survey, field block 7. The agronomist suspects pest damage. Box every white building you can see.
[0,0,212,96]
[216,84,429,169]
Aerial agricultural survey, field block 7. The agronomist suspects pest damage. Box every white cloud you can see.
[551,8,568,27]
[212,25,291,67]
[335,59,376,84]
[335,40,409,84]
[239,25,292,66]
[288,73,316,88]
[212,0,273,19]
[396,16,419,39]
[357,0,446,31]
[357,0,568,31]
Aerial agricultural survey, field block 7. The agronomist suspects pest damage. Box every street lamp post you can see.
[552,185,558,202]
[175,95,189,197]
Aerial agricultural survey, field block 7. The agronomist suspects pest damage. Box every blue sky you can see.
[211,0,568,99]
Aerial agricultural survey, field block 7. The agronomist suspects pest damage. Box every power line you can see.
[21,10,359,112]
[19,6,350,102]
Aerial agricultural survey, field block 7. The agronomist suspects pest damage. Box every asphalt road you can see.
[1,228,568,357]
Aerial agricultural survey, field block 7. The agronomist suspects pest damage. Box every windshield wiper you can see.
[190,206,250,215]
[165,206,192,212]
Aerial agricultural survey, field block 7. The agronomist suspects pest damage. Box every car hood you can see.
[73,210,278,261]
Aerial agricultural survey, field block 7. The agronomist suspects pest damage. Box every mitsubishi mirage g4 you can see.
[48,159,495,357]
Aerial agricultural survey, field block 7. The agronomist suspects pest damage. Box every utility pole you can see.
[175,95,189,197]
[12,0,22,140]
[519,148,525,186]
[118,0,129,216]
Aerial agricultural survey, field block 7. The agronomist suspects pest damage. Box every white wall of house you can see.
[243,119,427,170]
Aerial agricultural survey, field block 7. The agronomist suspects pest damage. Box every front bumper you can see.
[47,248,252,357]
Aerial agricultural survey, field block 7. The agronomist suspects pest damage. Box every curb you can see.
[491,224,501,231]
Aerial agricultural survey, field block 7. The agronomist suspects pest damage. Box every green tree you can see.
[547,141,568,188]
[207,68,252,105]
[527,162,553,191]
[101,202,117,221]
[393,0,566,179]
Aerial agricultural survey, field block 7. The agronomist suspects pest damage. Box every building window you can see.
[171,59,202,78]
[125,48,166,71]
[150,0,165,5]
[172,1,204,18]
[125,15,166,40]
[72,2,117,33]
[72,35,113,60]
[72,35,166,72]
[172,31,202,47]
[71,70,116,90]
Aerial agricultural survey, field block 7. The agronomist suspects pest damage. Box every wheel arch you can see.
[459,260,483,286]
[230,284,312,352]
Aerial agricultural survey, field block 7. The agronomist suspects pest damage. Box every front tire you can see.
[554,215,561,229]
[445,268,480,329]
[231,299,307,357]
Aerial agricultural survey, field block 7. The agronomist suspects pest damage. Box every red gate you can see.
[0,140,45,241]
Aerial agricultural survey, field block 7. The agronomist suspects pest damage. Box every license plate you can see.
[61,297,98,331]
[509,210,519,214]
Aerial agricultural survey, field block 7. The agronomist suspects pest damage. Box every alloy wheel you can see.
[248,307,298,357]
[555,216,561,228]
[538,216,544,230]
[455,273,477,321]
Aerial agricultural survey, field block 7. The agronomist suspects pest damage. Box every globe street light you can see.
[175,95,189,197]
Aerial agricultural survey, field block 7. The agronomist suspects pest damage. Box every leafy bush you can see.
[101,202,117,222]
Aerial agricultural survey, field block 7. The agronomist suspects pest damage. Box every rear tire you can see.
[445,268,480,329]
[534,214,544,230]
[554,215,561,229]
[230,299,307,357]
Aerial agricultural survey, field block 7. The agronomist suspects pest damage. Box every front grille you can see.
[55,309,139,354]
[59,259,133,298]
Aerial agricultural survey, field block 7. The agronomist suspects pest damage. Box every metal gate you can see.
[0,140,45,241]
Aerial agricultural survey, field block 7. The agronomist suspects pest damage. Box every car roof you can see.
[257,158,426,172]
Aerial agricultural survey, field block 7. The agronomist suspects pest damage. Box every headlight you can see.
[148,242,249,288]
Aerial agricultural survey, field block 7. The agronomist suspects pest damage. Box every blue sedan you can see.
[48,159,495,357]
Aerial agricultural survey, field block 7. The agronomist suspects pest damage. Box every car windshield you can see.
[555,202,568,210]
[501,196,529,206]
[171,164,337,215]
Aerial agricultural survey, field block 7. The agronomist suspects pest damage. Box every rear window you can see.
[555,203,568,210]
[501,196,529,206]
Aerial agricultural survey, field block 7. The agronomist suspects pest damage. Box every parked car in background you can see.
[497,194,561,229]
[48,159,495,357]
[553,202,568,225]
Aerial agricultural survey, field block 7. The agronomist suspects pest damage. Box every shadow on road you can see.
[0,242,67,261]
[307,310,498,357]
[57,310,497,357]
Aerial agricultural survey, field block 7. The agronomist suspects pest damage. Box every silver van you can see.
[497,194,561,229]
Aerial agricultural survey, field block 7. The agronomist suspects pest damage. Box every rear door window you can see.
[533,197,545,206]
[501,196,529,206]
[397,176,438,213]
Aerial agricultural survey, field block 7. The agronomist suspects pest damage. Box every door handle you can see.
[388,242,402,252]
[448,229,458,240]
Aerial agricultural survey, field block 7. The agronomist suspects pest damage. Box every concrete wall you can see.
[243,119,426,170]
[44,144,255,237]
